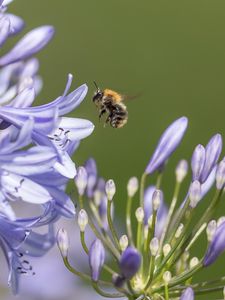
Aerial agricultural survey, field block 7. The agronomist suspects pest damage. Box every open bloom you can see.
[0,0,94,294]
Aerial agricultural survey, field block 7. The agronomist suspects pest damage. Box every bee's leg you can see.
[99,109,106,121]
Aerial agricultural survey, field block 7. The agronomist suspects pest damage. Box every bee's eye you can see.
[93,92,102,102]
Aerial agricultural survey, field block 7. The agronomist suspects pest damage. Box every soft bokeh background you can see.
[2,0,225,299]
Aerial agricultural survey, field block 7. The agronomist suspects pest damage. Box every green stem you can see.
[126,196,134,245]
[155,261,203,294]
[164,284,169,300]
[136,220,142,251]
[144,255,156,290]
[92,281,124,298]
[89,201,120,258]
[80,231,89,254]
[156,171,163,189]
[88,215,120,260]
[78,195,83,209]
[63,257,112,286]
[140,172,147,207]
[107,199,121,251]
[159,181,181,251]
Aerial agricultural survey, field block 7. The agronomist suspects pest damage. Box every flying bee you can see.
[92,81,128,128]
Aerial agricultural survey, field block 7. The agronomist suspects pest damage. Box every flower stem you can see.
[164,284,169,300]
[140,172,147,207]
[107,199,121,251]
[92,281,124,298]
[126,196,134,245]
[159,181,181,250]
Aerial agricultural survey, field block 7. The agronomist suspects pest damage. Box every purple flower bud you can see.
[89,239,105,282]
[216,158,225,190]
[200,134,222,183]
[84,158,97,198]
[180,287,194,300]
[0,26,55,66]
[204,221,225,266]
[119,247,141,279]
[191,144,205,181]
[145,117,188,174]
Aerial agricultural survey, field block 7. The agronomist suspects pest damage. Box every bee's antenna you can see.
[93,81,99,90]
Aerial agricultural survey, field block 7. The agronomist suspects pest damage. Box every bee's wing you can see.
[122,92,142,102]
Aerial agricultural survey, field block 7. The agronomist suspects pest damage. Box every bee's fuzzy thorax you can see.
[103,89,123,103]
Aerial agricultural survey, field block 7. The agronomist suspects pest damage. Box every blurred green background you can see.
[5,0,225,299]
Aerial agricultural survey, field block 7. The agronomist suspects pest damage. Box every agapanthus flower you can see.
[0,0,94,295]
[58,116,225,300]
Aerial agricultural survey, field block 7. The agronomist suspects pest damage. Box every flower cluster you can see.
[58,116,225,300]
[0,0,94,294]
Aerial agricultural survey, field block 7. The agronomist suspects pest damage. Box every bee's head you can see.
[92,81,103,105]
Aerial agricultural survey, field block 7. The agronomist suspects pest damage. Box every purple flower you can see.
[180,287,194,300]
[145,117,188,174]
[204,221,225,266]
[119,247,141,279]
[89,239,105,282]
[0,211,55,294]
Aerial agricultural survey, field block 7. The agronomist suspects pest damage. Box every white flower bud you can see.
[189,180,201,208]
[175,160,188,183]
[175,223,184,239]
[135,207,144,223]
[189,257,199,268]
[57,228,69,258]
[78,209,88,232]
[163,244,171,257]
[206,220,217,242]
[74,166,88,196]
[105,179,116,201]
[163,271,172,284]
[119,235,128,251]
[152,189,162,211]
[150,237,159,256]
[127,177,139,198]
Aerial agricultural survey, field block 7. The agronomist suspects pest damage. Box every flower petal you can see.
[4,13,25,35]
[56,117,94,141]
[0,26,55,66]
[0,146,58,175]
[1,172,53,204]
[0,105,58,134]
[0,17,10,47]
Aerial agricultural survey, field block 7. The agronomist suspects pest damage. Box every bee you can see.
[92,81,128,128]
